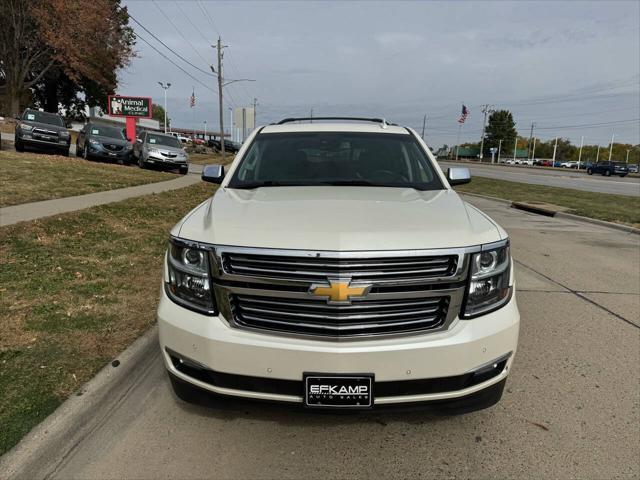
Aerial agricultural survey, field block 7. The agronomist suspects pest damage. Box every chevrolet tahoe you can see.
[158,117,520,413]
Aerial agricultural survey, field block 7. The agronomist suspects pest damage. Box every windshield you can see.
[146,134,182,148]
[23,110,64,127]
[88,124,125,139]
[227,132,443,190]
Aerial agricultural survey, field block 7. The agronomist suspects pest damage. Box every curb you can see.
[460,192,640,235]
[0,325,160,479]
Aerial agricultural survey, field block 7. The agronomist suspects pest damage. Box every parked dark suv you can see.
[207,138,241,153]
[586,161,629,177]
[14,109,71,156]
[76,121,132,164]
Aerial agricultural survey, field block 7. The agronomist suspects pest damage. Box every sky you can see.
[120,0,640,148]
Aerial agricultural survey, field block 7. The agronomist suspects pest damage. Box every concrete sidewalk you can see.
[0,174,201,226]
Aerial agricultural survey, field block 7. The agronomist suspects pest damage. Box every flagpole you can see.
[456,122,462,161]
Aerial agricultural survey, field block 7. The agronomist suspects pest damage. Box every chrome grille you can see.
[104,143,123,152]
[231,294,450,337]
[222,253,458,284]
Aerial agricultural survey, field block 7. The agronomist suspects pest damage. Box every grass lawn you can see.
[0,150,175,208]
[0,181,215,455]
[187,150,228,165]
[455,176,640,227]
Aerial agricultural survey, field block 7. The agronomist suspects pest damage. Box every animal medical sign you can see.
[107,95,152,118]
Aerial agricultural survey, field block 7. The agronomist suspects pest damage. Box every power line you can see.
[153,0,210,67]
[133,32,216,94]
[129,14,215,78]
[173,0,211,45]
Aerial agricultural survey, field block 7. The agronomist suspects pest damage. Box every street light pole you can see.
[608,133,615,161]
[626,149,630,164]
[577,135,584,170]
[158,82,171,133]
[497,139,502,164]
[204,120,207,139]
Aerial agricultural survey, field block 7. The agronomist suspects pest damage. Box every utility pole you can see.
[596,145,600,163]
[310,108,314,123]
[552,137,558,166]
[513,139,517,162]
[626,149,630,164]
[497,139,503,164]
[527,122,536,160]
[421,114,427,140]
[531,138,537,162]
[608,133,615,161]
[577,135,584,170]
[213,36,227,159]
[204,120,207,140]
[479,105,494,161]
[252,97,258,129]
[158,82,171,133]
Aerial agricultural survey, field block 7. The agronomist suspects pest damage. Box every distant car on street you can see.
[560,161,578,168]
[626,164,638,174]
[14,108,71,156]
[191,137,206,146]
[169,132,190,144]
[133,131,189,174]
[76,121,132,164]
[586,161,629,177]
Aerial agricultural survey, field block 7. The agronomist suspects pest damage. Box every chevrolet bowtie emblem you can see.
[309,280,372,304]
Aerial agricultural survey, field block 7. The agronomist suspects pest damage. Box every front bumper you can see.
[146,153,188,167]
[17,132,69,150]
[88,144,131,161]
[158,286,520,406]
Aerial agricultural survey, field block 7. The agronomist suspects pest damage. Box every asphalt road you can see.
[3,196,638,479]
[440,161,640,196]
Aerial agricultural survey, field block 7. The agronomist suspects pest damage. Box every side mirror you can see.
[136,138,142,143]
[447,167,471,186]
[202,164,225,184]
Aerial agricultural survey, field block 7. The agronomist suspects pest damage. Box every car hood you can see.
[175,187,505,251]
[93,135,128,146]
[22,121,66,133]
[147,144,185,154]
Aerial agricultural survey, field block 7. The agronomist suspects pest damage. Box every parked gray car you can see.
[133,131,189,174]
[76,121,132,164]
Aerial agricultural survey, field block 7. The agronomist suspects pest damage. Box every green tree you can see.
[152,103,170,129]
[484,110,517,156]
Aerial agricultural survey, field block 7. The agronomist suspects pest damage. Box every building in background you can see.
[231,106,255,142]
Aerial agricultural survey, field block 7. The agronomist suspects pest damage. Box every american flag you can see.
[189,89,196,108]
[458,104,469,124]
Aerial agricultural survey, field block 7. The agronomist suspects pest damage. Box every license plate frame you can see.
[304,373,374,409]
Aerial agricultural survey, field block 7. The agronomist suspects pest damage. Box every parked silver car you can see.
[133,131,189,174]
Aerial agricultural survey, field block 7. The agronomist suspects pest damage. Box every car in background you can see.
[586,161,629,177]
[626,164,638,174]
[133,131,189,174]
[169,132,190,144]
[560,161,578,169]
[207,138,241,153]
[76,122,132,164]
[191,137,206,146]
[14,109,70,156]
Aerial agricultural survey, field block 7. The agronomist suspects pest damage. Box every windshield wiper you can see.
[230,181,310,190]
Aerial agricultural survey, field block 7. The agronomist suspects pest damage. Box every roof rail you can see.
[274,117,395,127]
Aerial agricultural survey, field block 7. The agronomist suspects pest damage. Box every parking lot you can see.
[2,190,638,479]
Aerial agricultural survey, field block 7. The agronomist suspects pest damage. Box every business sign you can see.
[107,95,152,118]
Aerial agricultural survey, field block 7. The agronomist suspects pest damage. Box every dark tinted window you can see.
[146,134,181,148]
[228,132,443,191]
[23,110,64,127]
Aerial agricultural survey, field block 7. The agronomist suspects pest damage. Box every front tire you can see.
[83,145,90,160]
[15,139,25,152]
[138,154,147,169]
[587,169,593,175]
[179,166,189,175]
[604,170,611,177]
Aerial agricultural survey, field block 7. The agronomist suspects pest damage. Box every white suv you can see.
[158,117,519,412]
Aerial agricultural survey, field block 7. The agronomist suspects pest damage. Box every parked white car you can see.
[158,117,520,412]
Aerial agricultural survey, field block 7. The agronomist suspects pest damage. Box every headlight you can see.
[19,123,34,131]
[165,239,216,315]
[462,241,511,318]
[89,138,100,145]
